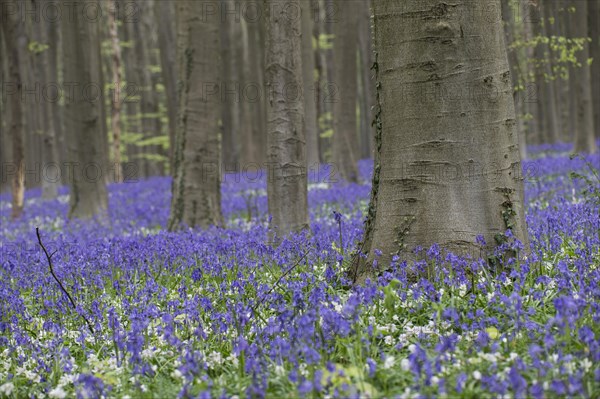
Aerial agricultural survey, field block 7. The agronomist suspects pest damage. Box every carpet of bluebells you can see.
[0,143,599,399]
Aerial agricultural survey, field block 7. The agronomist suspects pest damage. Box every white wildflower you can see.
[400,358,410,371]
[0,382,14,396]
[48,386,67,399]
[384,356,396,369]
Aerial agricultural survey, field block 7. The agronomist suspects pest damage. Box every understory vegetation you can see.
[1,145,599,398]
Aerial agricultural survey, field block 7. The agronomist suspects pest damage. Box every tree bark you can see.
[301,0,320,169]
[1,0,26,218]
[501,0,527,160]
[38,0,60,199]
[358,0,374,160]
[168,0,223,230]
[570,0,596,153]
[154,0,178,169]
[107,0,123,182]
[350,0,529,283]
[588,0,600,141]
[62,0,109,219]
[265,0,309,238]
[332,0,360,182]
[220,0,242,169]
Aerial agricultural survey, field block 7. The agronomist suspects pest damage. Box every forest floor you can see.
[0,145,599,398]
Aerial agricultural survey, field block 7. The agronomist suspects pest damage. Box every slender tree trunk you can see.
[122,12,143,179]
[154,0,178,169]
[134,0,164,176]
[265,0,309,238]
[302,0,320,169]
[168,0,222,230]
[523,1,540,145]
[501,0,527,160]
[0,31,5,194]
[107,0,123,182]
[1,0,26,219]
[221,0,242,169]
[240,17,257,165]
[62,0,108,219]
[244,6,267,166]
[47,5,65,182]
[539,0,561,143]
[570,0,596,153]
[332,0,360,182]
[358,0,374,160]
[588,0,600,141]
[39,1,60,199]
[350,0,528,283]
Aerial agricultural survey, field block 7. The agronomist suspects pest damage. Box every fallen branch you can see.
[36,227,95,334]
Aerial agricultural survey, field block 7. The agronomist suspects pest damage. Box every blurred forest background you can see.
[1,0,598,195]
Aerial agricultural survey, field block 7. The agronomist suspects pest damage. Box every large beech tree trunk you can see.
[350,0,529,283]
[332,0,360,182]
[62,0,108,219]
[265,0,309,238]
[1,0,26,219]
[168,0,222,230]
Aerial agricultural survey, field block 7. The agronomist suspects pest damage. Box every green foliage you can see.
[318,33,334,50]
[28,41,49,54]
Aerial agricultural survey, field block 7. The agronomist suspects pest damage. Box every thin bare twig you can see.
[36,227,95,334]
[251,249,310,315]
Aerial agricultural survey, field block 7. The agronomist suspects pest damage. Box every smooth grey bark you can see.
[350,0,529,283]
[244,10,267,166]
[1,0,26,218]
[220,0,242,168]
[62,0,108,219]
[265,0,309,237]
[121,12,143,178]
[539,0,561,143]
[107,0,124,182]
[168,0,223,230]
[570,0,597,153]
[154,0,178,168]
[39,1,60,199]
[134,0,164,176]
[531,2,560,144]
[590,0,600,139]
[301,0,320,169]
[332,0,360,182]
[47,5,65,180]
[501,0,527,160]
[358,0,374,160]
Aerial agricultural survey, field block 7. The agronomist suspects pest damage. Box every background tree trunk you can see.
[358,0,374,161]
[501,0,527,160]
[570,0,596,153]
[220,0,242,170]
[107,0,124,182]
[351,0,528,283]
[590,0,600,140]
[154,0,178,168]
[38,2,60,199]
[265,0,309,238]
[302,0,320,170]
[168,0,222,230]
[62,0,108,219]
[332,0,360,182]
[1,0,26,219]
